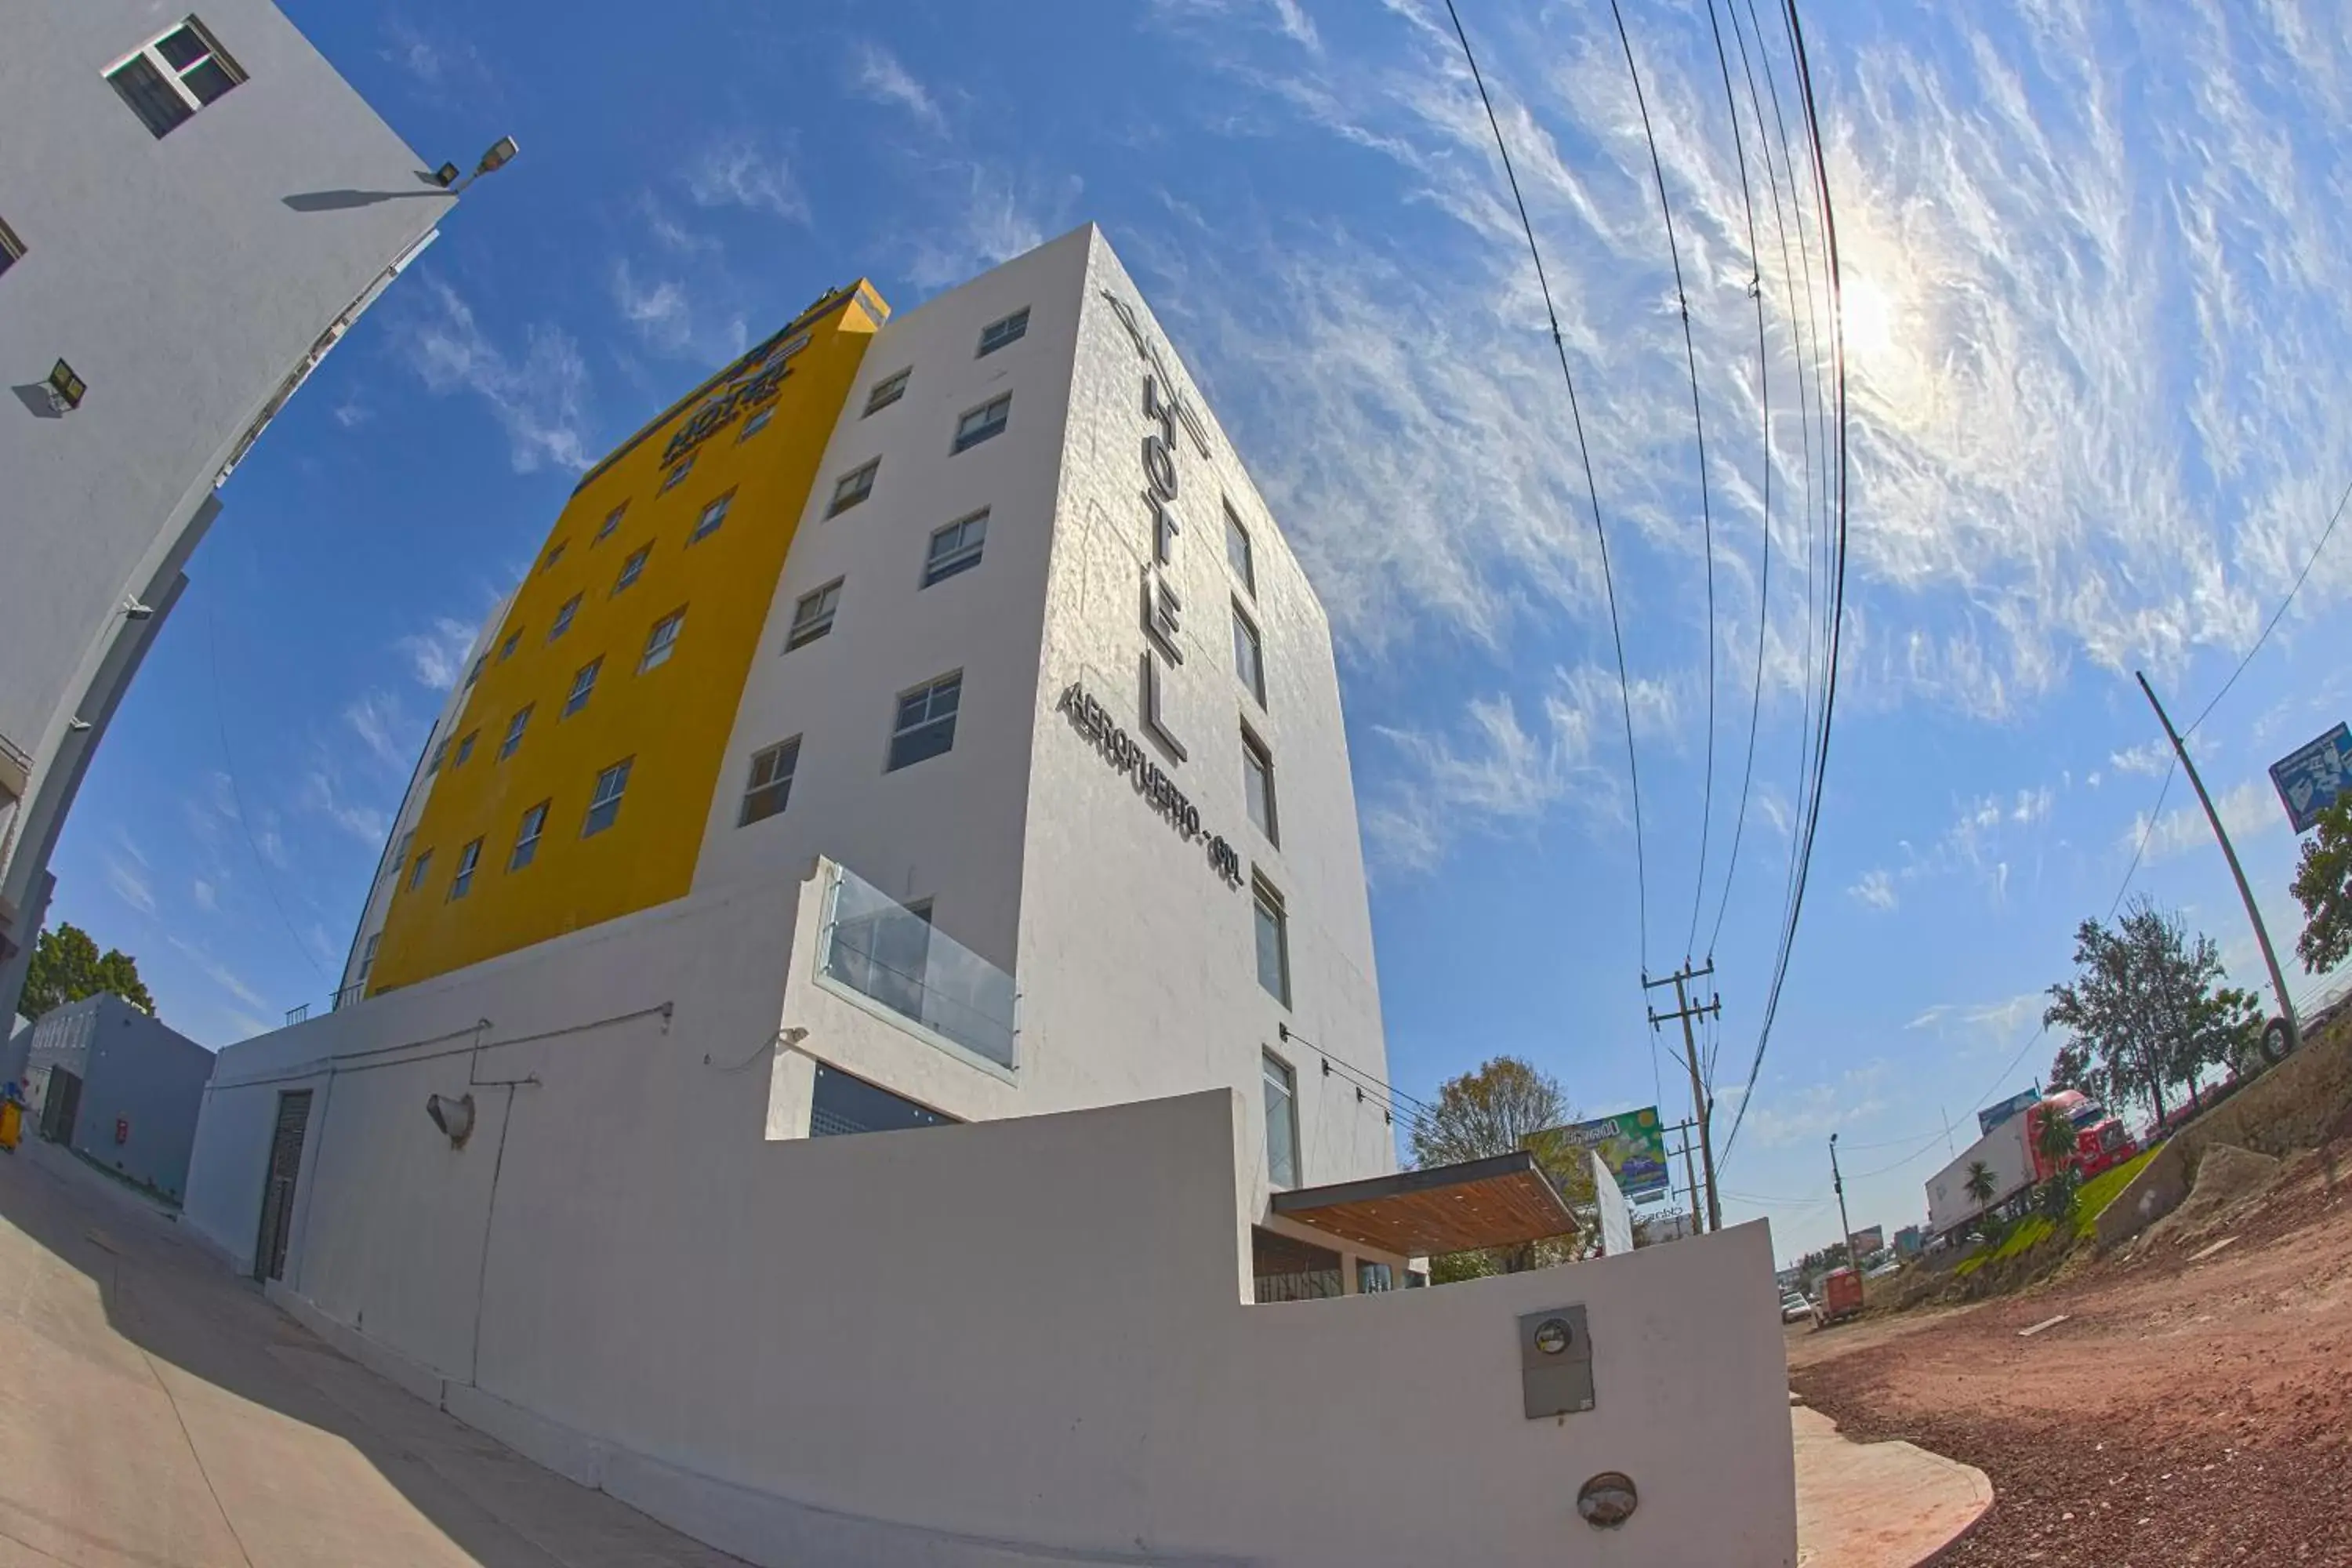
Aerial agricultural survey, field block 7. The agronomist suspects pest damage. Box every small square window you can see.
[510,801,550,870]
[691,490,734,543]
[547,593,582,641]
[498,628,523,662]
[107,19,245,139]
[1263,1051,1299,1188]
[453,730,477,767]
[923,510,988,586]
[564,658,601,717]
[1253,876,1290,1007]
[640,608,685,672]
[887,672,962,772]
[614,544,650,594]
[426,738,449,775]
[499,703,533,760]
[0,216,25,281]
[786,580,842,650]
[660,454,696,492]
[977,307,1029,358]
[583,759,632,837]
[1242,728,1278,845]
[449,838,483,900]
[739,405,776,442]
[463,655,485,690]
[1232,602,1265,706]
[827,459,879,517]
[594,503,626,543]
[406,848,434,893]
[1225,503,1256,596]
[863,368,910,416]
[739,737,801,826]
[541,542,566,573]
[953,395,1011,453]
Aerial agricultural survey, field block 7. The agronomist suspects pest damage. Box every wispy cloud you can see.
[394,616,476,691]
[1738,1065,1891,1150]
[192,879,217,913]
[683,132,808,223]
[105,854,156,916]
[848,41,946,132]
[2129,776,2281,865]
[610,260,694,356]
[168,936,270,1012]
[906,166,1078,292]
[397,278,593,474]
[331,395,370,430]
[343,690,411,771]
[1849,868,1897,912]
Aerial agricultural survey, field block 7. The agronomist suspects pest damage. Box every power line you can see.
[1604,0,1724,961]
[1443,0,1655,970]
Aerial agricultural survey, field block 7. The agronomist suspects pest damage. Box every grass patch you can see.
[2072,1148,2158,1240]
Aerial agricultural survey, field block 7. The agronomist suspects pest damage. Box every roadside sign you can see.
[1549,1108,1671,1202]
[1977,1087,2040,1136]
[2270,723,2352,835]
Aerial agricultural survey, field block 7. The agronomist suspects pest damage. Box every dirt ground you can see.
[1789,1147,2352,1565]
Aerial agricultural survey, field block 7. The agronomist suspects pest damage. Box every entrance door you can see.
[38,1069,82,1145]
[252,1090,313,1283]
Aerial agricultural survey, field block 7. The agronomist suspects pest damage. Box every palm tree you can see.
[1963,1160,1998,1209]
[2032,1103,2080,1176]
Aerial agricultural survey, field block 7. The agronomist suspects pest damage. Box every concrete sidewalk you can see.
[0,1138,745,1567]
[1792,1403,1991,1566]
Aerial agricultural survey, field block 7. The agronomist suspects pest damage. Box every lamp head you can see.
[476,135,519,176]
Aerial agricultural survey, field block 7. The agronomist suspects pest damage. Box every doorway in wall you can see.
[35,1067,82,1145]
[252,1089,312,1283]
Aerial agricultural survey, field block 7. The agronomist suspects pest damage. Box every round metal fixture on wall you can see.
[426,1091,477,1147]
[1534,1318,1572,1356]
[1577,1472,1638,1530]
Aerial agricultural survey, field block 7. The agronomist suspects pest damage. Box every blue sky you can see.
[43,0,2352,1259]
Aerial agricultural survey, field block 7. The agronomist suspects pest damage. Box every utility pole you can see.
[1830,1131,1863,1309]
[1646,963,1723,1232]
[1940,1105,1955,1157]
[2135,671,2301,1042]
[1665,1116,1701,1238]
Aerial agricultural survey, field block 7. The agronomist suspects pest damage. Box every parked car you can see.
[1780,1291,1815,1323]
[1865,1258,1901,1280]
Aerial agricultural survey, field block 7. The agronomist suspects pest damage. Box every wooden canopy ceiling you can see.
[1270,1151,1580,1257]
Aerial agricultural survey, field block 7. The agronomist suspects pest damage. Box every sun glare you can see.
[1839,271,1897,368]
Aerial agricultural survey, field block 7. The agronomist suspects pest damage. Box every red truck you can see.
[1813,1267,1864,1327]
[1926,1089,2137,1237]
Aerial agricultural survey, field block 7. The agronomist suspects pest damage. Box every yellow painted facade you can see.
[366,285,887,993]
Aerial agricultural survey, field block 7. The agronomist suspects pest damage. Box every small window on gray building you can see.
[863,368,910,416]
[1225,502,1255,595]
[1253,876,1290,1007]
[739,738,800,826]
[107,19,245,139]
[827,459,879,516]
[1262,1051,1299,1187]
[358,933,379,987]
[1241,726,1277,846]
[922,510,987,586]
[976,307,1029,357]
[0,216,24,281]
[887,672,961,772]
[809,1063,956,1138]
[786,580,842,649]
[1232,601,1265,706]
[1251,1226,1340,1302]
[953,394,1011,453]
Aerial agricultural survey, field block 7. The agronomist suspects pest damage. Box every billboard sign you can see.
[1552,1107,1671,1202]
[1978,1087,2042,1136]
[2270,724,2352,835]
[1849,1225,1886,1258]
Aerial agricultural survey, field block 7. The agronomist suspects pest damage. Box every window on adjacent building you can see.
[509,801,549,870]
[863,368,910,416]
[542,542,566,573]
[0,216,23,280]
[463,655,485,690]
[1253,875,1290,1007]
[1232,601,1265,705]
[594,503,626,543]
[614,544,650,594]
[499,627,523,662]
[976,307,1030,357]
[952,394,1011,453]
[107,18,244,139]
[639,608,685,672]
[827,459,879,516]
[1251,1226,1341,1302]
[786,580,842,650]
[426,738,448,775]
[390,831,415,884]
[660,454,695,492]
[453,730,477,767]
[406,848,434,893]
[887,672,962,772]
[1264,1050,1300,1188]
[739,738,800,826]
[1225,502,1256,595]
[922,510,988,586]
[563,657,601,717]
[358,933,378,987]
[583,759,632,837]
[499,704,533,760]
[1241,727,1278,845]
[809,1063,956,1138]
[548,593,582,641]
[690,489,734,543]
[449,838,483,899]
[738,405,775,442]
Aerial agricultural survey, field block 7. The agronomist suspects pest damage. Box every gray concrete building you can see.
[23,993,214,1203]
[0,1,468,1014]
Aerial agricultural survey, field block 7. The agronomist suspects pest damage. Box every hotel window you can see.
[448,838,483,900]
[547,593,582,641]
[827,459,878,516]
[1262,1052,1300,1189]
[426,738,448,775]
[1225,503,1256,596]
[739,737,800,826]
[499,703,533,760]
[1251,1227,1341,1303]
[388,831,415,885]
[660,454,695,492]
[107,18,244,139]
[594,503,626,543]
[563,657,601,717]
[583,759,632,837]
[922,510,987,586]
[887,672,961,772]
[510,801,550,870]
[976,307,1029,358]
[738,405,775,442]
[786,580,841,650]
[1232,601,1265,706]
[453,730,477,767]
[863,368,910,416]
[0,216,24,281]
[1241,727,1278,845]
[614,544,650,594]
[463,655,485,690]
[690,489,734,543]
[639,608,685,672]
[953,394,1011,453]
[498,627,523,662]
[358,934,378,988]
[541,542,566,573]
[1253,875,1290,1007]
[406,848,434,893]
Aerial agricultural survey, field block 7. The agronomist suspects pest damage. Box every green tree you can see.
[2043,899,2244,1128]
[2290,795,2352,974]
[1410,1056,1580,1279]
[20,923,156,1020]
[1963,1160,1998,1210]
[2031,1100,2079,1174]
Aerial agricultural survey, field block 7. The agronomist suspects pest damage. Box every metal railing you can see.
[332,982,367,1011]
[818,863,1016,1069]
[284,1004,310,1025]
